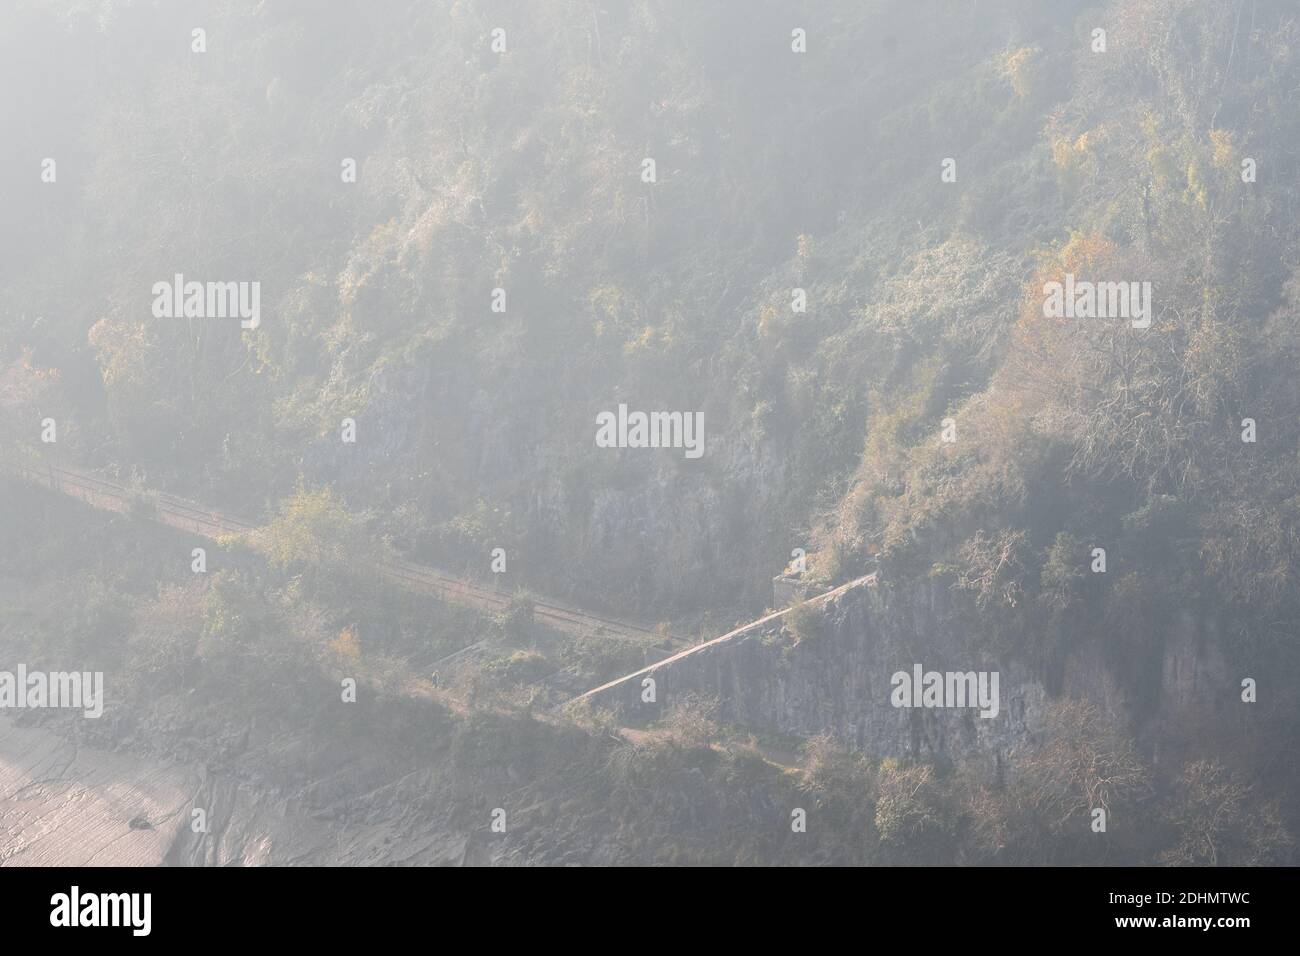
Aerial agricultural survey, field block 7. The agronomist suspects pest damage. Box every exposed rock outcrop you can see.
[575,573,1235,773]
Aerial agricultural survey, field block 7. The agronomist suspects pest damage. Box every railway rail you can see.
[3,457,679,648]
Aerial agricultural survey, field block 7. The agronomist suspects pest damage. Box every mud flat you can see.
[0,717,484,866]
[0,717,197,866]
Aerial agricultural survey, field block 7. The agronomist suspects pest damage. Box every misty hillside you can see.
[1,0,1297,867]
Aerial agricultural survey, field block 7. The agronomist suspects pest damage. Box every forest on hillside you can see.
[1,0,1297,868]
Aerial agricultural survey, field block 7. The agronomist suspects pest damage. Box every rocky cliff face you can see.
[578,573,1234,773]
[298,351,799,615]
[578,576,1044,772]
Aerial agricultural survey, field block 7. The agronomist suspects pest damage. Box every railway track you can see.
[3,458,679,648]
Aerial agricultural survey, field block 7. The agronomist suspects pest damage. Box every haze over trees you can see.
[0,0,1297,866]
